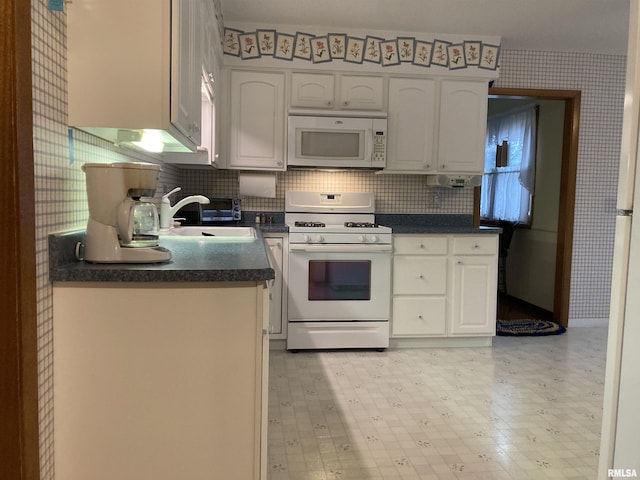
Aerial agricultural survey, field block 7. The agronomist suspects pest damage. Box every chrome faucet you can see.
[160,187,209,229]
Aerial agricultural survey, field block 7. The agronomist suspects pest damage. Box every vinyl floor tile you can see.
[268,327,607,479]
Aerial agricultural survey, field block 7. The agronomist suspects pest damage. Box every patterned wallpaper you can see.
[30,1,625,477]
[179,169,474,214]
[31,2,181,477]
[493,50,626,321]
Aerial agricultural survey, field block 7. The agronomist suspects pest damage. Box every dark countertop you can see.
[375,214,501,234]
[246,212,500,234]
[49,214,499,283]
[49,229,275,283]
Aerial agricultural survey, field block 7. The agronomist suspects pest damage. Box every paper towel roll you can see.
[239,173,276,198]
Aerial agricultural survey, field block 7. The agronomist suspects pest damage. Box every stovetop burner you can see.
[344,221,378,228]
[294,221,326,228]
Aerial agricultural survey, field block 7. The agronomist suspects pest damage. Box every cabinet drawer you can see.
[393,257,447,295]
[394,235,448,255]
[392,297,446,336]
[452,236,498,255]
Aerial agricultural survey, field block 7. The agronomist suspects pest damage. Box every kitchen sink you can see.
[159,226,257,240]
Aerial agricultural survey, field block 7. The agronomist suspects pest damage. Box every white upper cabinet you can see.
[437,80,488,174]
[67,0,203,153]
[385,78,437,173]
[290,73,384,111]
[172,0,203,146]
[164,0,222,167]
[339,75,385,110]
[290,73,335,108]
[201,0,217,80]
[229,70,286,170]
[384,78,488,175]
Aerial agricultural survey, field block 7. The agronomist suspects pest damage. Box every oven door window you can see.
[308,260,371,301]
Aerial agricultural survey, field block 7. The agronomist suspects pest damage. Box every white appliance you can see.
[599,1,640,476]
[82,162,171,263]
[287,114,387,169]
[285,192,392,350]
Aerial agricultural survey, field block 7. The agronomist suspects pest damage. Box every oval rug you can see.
[497,318,566,336]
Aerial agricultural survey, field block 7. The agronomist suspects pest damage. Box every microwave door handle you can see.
[365,129,373,163]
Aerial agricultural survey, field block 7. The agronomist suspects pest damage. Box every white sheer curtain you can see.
[481,104,537,223]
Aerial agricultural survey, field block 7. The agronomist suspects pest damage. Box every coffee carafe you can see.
[82,162,171,263]
[117,198,161,248]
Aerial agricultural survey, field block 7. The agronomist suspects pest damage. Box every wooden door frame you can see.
[476,87,581,328]
[0,0,40,479]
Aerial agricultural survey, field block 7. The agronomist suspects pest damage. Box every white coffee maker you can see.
[82,162,171,263]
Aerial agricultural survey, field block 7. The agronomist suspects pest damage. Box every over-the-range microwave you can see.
[287,113,387,169]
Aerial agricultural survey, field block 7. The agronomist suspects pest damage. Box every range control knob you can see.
[303,234,311,243]
[359,235,367,242]
[370,235,379,243]
[315,235,325,243]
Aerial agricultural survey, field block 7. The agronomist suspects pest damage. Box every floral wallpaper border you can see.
[223,28,500,70]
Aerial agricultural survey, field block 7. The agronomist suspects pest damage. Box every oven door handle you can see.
[289,244,392,253]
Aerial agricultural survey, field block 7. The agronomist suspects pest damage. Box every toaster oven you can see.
[177,197,241,224]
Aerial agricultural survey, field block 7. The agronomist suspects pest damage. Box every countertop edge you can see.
[48,215,500,283]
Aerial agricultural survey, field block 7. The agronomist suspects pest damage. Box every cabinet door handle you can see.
[417,314,423,320]
[457,260,463,265]
[418,274,424,279]
[419,243,425,249]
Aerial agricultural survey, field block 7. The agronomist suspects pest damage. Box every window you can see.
[481,105,538,225]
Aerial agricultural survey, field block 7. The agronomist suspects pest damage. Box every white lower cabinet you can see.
[450,236,498,335]
[392,234,498,341]
[264,234,288,339]
[53,282,268,480]
[393,296,447,336]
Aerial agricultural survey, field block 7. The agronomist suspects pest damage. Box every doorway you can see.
[475,88,581,328]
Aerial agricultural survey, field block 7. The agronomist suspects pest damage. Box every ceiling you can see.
[219,0,630,55]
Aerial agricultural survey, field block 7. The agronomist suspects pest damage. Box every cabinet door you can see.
[393,256,447,295]
[53,284,265,480]
[437,80,488,174]
[339,76,384,110]
[450,256,497,335]
[265,237,286,338]
[393,296,446,336]
[229,71,285,170]
[290,73,335,108]
[171,0,202,145]
[201,0,216,78]
[386,78,437,172]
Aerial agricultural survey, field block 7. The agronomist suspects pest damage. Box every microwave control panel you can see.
[373,131,387,165]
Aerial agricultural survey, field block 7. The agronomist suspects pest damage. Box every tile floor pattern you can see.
[268,328,607,479]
